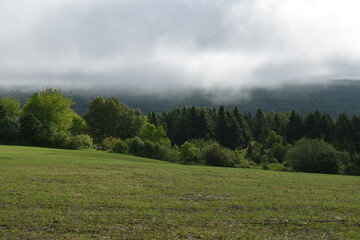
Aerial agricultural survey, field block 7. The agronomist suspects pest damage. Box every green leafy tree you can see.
[264,131,287,163]
[22,89,76,132]
[0,117,20,142]
[0,97,20,118]
[20,89,78,145]
[286,138,343,174]
[84,97,144,142]
[140,121,167,143]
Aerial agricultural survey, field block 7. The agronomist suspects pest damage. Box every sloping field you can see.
[0,145,359,239]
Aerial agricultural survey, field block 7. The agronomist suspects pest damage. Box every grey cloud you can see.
[1,0,360,93]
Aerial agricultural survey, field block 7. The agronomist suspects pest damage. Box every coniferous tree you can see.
[285,110,304,144]
[253,108,268,143]
[215,106,232,148]
[147,111,160,127]
[333,113,354,153]
[351,115,360,153]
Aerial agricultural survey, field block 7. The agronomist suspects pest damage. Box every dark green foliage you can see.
[20,113,47,145]
[143,140,160,159]
[341,154,360,176]
[333,113,355,153]
[0,117,20,142]
[0,105,5,119]
[286,138,344,174]
[147,111,161,127]
[158,145,180,163]
[215,106,232,148]
[84,97,144,143]
[253,108,269,143]
[112,140,129,154]
[200,143,236,167]
[285,110,305,144]
[128,137,145,157]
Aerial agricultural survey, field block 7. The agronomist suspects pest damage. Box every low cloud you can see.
[1,0,360,93]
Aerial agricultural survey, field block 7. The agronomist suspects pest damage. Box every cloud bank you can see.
[1,0,360,93]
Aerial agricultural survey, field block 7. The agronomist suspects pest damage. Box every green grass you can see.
[1,145,359,239]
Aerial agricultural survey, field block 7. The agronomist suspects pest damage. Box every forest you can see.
[0,88,360,176]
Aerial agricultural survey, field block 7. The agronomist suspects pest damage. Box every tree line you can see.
[0,89,359,175]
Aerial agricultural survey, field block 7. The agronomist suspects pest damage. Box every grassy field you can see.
[0,145,359,239]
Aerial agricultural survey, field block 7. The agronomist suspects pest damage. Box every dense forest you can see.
[0,88,360,176]
[2,80,360,116]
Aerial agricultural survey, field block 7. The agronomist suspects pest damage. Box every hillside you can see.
[1,80,360,116]
[1,145,359,239]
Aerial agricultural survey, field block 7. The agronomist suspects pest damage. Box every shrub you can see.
[101,137,120,150]
[180,142,201,164]
[200,143,236,167]
[143,140,160,159]
[286,138,343,174]
[70,134,94,150]
[128,137,145,156]
[158,145,180,163]
[0,117,20,142]
[51,131,72,149]
[112,140,129,154]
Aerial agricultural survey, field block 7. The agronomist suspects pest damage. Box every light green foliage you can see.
[1,145,359,239]
[0,96,20,118]
[22,89,75,132]
[180,141,200,164]
[69,114,89,135]
[101,137,120,150]
[70,134,94,150]
[264,131,287,163]
[140,121,167,143]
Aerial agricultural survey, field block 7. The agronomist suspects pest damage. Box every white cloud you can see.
[1,0,360,92]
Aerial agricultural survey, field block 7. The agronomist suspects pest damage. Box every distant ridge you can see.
[1,80,360,117]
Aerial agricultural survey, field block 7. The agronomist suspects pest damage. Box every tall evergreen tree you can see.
[333,113,354,153]
[253,108,268,143]
[215,106,232,148]
[285,110,304,144]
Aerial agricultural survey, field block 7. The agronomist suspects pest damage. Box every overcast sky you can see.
[1,0,360,93]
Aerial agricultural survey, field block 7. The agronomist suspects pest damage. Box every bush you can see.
[128,137,145,156]
[70,134,94,150]
[112,140,129,154]
[158,145,180,163]
[286,138,343,174]
[51,131,72,149]
[200,143,236,167]
[180,142,201,164]
[339,154,360,176]
[102,137,120,150]
[143,140,160,159]
[0,117,20,142]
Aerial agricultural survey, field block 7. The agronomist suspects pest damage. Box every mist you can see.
[1,0,360,95]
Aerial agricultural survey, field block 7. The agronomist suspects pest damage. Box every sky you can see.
[1,0,360,93]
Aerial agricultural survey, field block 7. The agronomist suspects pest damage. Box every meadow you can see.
[0,145,359,239]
